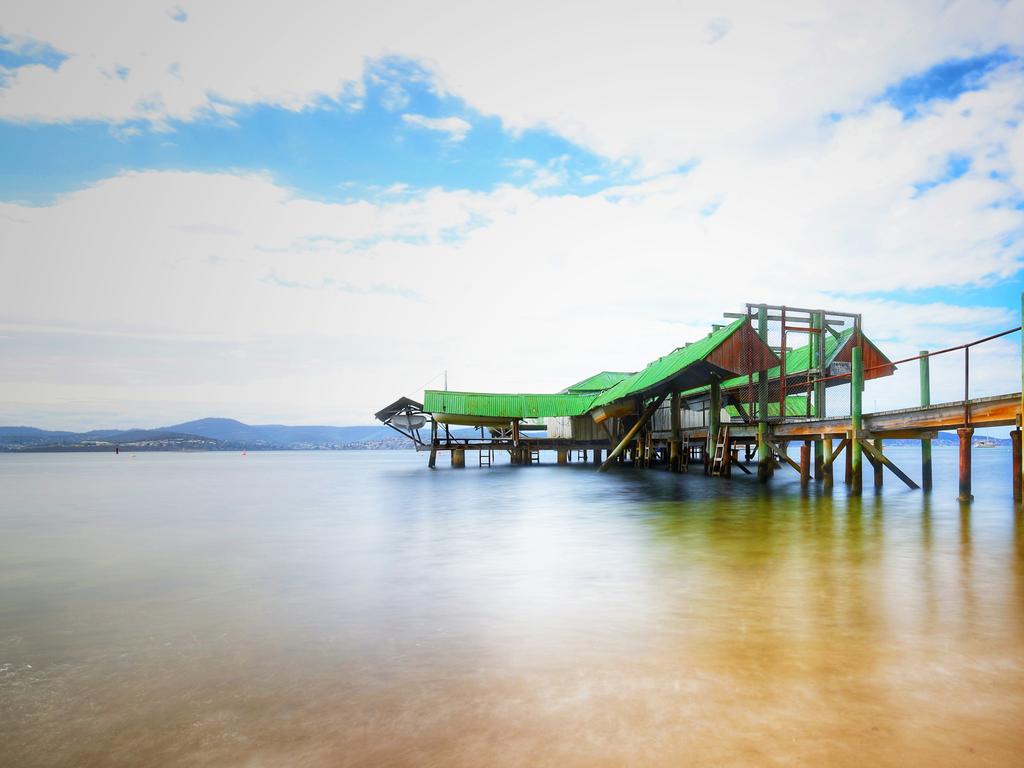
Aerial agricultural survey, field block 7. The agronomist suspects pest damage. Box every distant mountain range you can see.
[0,418,414,452]
[0,419,1009,453]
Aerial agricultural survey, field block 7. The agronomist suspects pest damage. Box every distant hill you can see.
[162,418,394,445]
[0,418,410,452]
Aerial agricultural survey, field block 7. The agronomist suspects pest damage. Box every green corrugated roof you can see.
[589,318,747,408]
[423,390,598,418]
[563,371,634,393]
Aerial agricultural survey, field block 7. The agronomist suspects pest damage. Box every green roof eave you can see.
[423,390,598,419]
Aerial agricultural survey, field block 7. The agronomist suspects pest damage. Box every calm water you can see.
[2,447,1023,767]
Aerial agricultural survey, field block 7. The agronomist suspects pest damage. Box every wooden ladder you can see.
[479,449,492,468]
[529,449,540,464]
[710,426,731,477]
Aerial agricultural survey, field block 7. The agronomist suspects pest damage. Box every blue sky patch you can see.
[0,36,67,72]
[0,56,624,205]
[882,49,1018,118]
[913,153,971,197]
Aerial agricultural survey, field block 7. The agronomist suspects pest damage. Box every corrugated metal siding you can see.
[651,402,728,431]
[590,318,747,408]
[424,390,597,418]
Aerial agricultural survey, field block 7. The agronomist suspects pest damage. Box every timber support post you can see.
[670,391,681,472]
[844,431,853,485]
[757,422,773,482]
[428,420,438,468]
[958,427,974,502]
[799,442,811,487]
[451,448,465,469]
[598,394,668,473]
[851,345,863,496]
[1011,422,1021,502]
[557,448,568,465]
[592,447,602,464]
[823,437,834,490]
[873,438,884,488]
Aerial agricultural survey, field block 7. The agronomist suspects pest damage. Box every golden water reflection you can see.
[2,450,1023,767]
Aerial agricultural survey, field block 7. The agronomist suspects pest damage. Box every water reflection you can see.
[1,448,1023,767]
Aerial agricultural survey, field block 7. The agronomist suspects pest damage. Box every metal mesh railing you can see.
[730,304,861,424]
[810,326,1021,419]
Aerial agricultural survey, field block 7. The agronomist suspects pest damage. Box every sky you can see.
[1,0,1023,430]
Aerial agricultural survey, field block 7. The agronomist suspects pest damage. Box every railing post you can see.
[851,346,863,495]
[920,350,932,492]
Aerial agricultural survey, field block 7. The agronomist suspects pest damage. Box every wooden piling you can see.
[799,442,811,487]
[428,420,438,468]
[557,448,568,465]
[873,438,884,487]
[851,346,863,495]
[823,437,833,490]
[451,448,465,469]
[670,391,681,472]
[757,421,772,482]
[957,427,974,502]
[592,447,602,464]
[1012,427,1022,502]
[844,430,853,485]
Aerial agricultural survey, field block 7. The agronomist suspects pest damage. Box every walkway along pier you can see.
[376,299,1024,503]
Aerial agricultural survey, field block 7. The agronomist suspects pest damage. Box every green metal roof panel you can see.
[563,371,634,393]
[423,390,598,418]
[590,318,747,408]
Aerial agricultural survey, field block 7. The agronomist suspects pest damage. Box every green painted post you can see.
[812,311,824,479]
[851,345,863,495]
[920,350,932,491]
[756,304,771,483]
[757,304,768,421]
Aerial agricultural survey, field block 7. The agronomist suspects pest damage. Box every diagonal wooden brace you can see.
[858,439,920,490]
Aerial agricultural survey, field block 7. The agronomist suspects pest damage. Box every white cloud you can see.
[401,113,471,141]
[2,1,1023,172]
[2,58,1022,427]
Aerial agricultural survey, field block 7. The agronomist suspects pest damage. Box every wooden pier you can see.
[376,298,1024,504]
